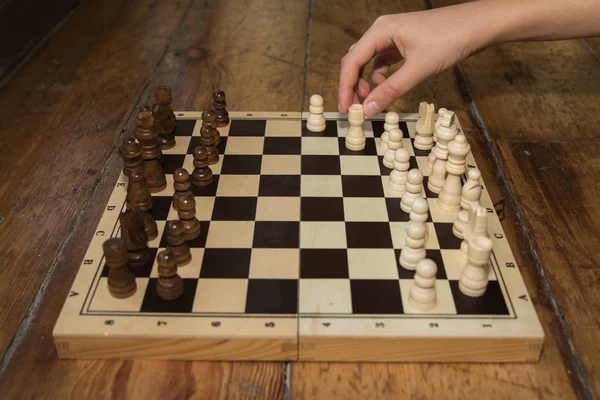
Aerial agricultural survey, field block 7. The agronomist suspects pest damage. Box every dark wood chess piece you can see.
[152,86,177,150]
[173,168,193,211]
[119,210,151,268]
[166,220,191,267]
[104,238,136,299]
[191,146,213,187]
[178,191,201,241]
[134,109,167,193]
[126,170,152,212]
[156,249,183,301]
[200,125,219,165]
[202,107,220,146]
[213,90,229,127]
[119,136,143,177]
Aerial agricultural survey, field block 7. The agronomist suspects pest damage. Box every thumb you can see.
[362,59,426,117]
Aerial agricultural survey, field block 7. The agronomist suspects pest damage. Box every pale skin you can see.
[338,0,600,117]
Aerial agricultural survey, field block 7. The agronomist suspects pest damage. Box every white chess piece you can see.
[380,111,399,154]
[383,128,403,168]
[345,104,366,151]
[459,235,493,297]
[306,94,326,132]
[438,134,471,212]
[399,220,427,270]
[428,107,448,170]
[389,148,410,193]
[414,102,435,150]
[409,258,437,311]
[453,168,482,238]
[409,197,429,240]
[400,169,424,214]
[428,111,458,194]
[460,203,489,261]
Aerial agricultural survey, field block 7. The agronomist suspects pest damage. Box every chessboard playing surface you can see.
[53,111,544,362]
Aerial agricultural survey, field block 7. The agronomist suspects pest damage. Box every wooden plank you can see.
[0,0,192,356]
[495,140,600,398]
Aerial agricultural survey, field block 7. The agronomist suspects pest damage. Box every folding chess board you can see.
[53,111,544,362]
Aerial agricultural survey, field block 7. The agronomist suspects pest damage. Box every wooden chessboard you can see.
[52,110,545,362]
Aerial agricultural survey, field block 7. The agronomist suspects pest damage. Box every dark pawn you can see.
[156,249,183,301]
[119,137,143,177]
[153,86,177,150]
[142,211,158,241]
[134,110,167,193]
[191,146,213,187]
[126,171,152,212]
[119,210,151,268]
[166,220,191,267]
[202,107,220,146]
[173,168,192,211]
[213,90,229,127]
[200,125,219,164]
[178,191,201,241]
[104,238,136,299]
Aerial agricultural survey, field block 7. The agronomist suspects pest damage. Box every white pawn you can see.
[438,134,471,212]
[414,102,435,151]
[408,258,437,311]
[380,111,399,154]
[453,168,482,238]
[428,107,449,170]
[399,220,427,270]
[345,104,366,151]
[400,169,424,213]
[383,128,403,168]
[389,148,410,193]
[460,203,489,261]
[306,94,326,132]
[409,197,429,240]
[459,236,493,297]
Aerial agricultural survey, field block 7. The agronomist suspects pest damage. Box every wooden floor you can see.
[0,0,598,398]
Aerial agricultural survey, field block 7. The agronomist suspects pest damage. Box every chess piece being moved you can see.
[202,107,220,146]
[173,168,193,211]
[306,94,326,132]
[119,210,151,268]
[383,128,403,169]
[166,220,191,267]
[191,146,214,187]
[459,236,493,297]
[178,191,201,241]
[152,85,177,150]
[345,104,366,151]
[453,168,482,238]
[427,111,458,194]
[414,102,435,150]
[399,219,427,271]
[119,136,143,177]
[156,249,184,301]
[200,124,219,164]
[104,238,136,299]
[460,203,489,261]
[213,90,229,127]
[400,169,424,213]
[438,134,471,212]
[408,258,437,311]
[380,111,399,154]
[388,148,410,194]
[134,110,167,193]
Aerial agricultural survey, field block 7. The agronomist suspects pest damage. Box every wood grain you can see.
[496,140,600,398]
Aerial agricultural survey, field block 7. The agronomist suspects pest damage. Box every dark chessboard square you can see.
[263,137,301,155]
[411,139,432,157]
[173,119,197,136]
[229,119,267,136]
[434,222,463,249]
[258,175,300,196]
[338,137,377,156]
[200,248,251,278]
[253,221,299,248]
[399,121,410,139]
[160,154,186,174]
[101,248,158,277]
[300,249,349,278]
[378,156,391,176]
[350,280,403,314]
[221,155,262,174]
[140,278,197,313]
[371,120,385,138]
[301,155,341,175]
[346,222,393,248]
[302,119,338,137]
[395,249,447,279]
[190,175,219,197]
[301,197,345,221]
[342,175,384,197]
[212,197,257,221]
[187,136,202,154]
[385,198,432,222]
[160,221,210,248]
[217,136,228,154]
[150,196,172,221]
[422,176,438,198]
[450,280,510,315]
[245,279,298,314]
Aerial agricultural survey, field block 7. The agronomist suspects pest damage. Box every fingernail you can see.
[365,101,381,117]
